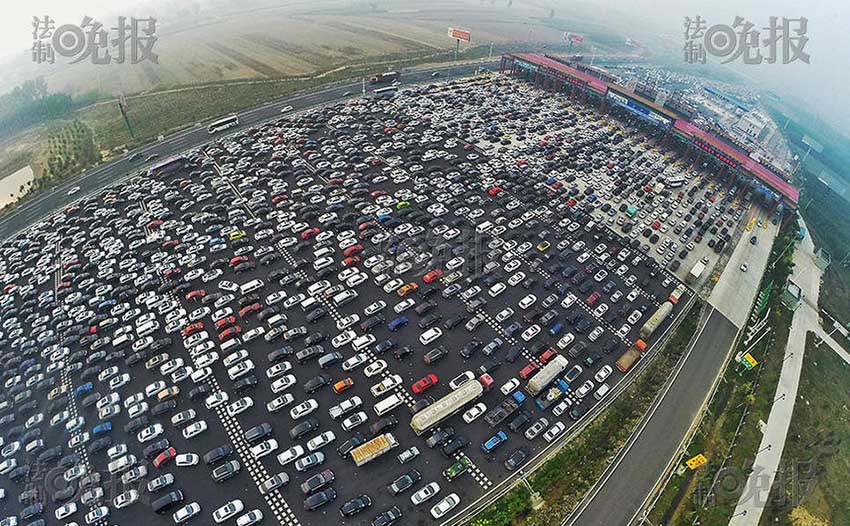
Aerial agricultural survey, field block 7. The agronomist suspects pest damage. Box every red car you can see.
[301,228,320,240]
[343,245,364,257]
[161,239,180,249]
[182,322,204,337]
[370,190,388,198]
[423,269,443,284]
[538,348,558,365]
[411,374,439,394]
[229,255,249,268]
[147,220,163,230]
[185,290,206,303]
[488,187,503,196]
[164,267,182,280]
[219,326,241,343]
[215,316,237,330]
[341,256,360,268]
[519,362,540,380]
[358,222,374,232]
[153,447,177,468]
[238,303,261,318]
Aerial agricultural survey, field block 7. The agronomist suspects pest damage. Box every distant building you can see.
[781,279,802,311]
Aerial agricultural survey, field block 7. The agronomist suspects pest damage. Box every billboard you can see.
[607,90,673,129]
[448,27,471,42]
[564,33,584,45]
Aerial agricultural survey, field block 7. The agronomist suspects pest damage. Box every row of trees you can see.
[0,78,99,140]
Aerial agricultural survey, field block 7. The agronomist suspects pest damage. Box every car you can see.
[212,460,242,482]
[236,509,264,526]
[462,402,487,423]
[372,505,403,526]
[259,472,290,494]
[411,374,438,394]
[304,488,337,511]
[503,447,530,470]
[213,500,244,523]
[481,431,508,453]
[172,502,201,524]
[340,494,372,517]
[430,493,460,519]
[388,470,421,496]
[543,421,566,443]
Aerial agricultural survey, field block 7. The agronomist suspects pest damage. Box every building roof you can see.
[511,53,608,94]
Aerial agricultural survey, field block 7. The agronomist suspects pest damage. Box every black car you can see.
[336,434,365,458]
[371,506,403,526]
[300,468,335,495]
[243,423,273,444]
[392,346,413,361]
[368,415,398,437]
[87,436,112,455]
[340,494,372,517]
[441,435,470,457]
[304,488,337,510]
[373,339,396,355]
[143,439,171,460]
[289,418,320,440]
[203,445,233,465]
[234,375,258,393]
[212,460,241,482]
[423,346,448,365]
[303,374,332,393]
[387,469,421,495]
[505,446,530,470]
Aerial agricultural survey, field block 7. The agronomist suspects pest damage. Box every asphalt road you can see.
[565,307,739,526]
[0,62,493,242]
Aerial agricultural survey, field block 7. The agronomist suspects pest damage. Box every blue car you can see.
[74,382,93,397]
[387,316,409,332]
[92,422,112,436]
[481,431,508,454]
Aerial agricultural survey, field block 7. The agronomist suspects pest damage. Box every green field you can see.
[760,333,850,526]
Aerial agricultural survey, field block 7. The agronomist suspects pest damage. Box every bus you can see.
[370,71,399,85]
[208,114,239,134]
[372,86,397,98]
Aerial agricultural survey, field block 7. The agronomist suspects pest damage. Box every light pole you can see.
[758,444,772,454]
[774,393,786,402]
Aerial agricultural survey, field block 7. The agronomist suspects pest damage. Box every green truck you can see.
[442,456,473,481]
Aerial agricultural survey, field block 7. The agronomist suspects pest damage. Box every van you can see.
[352,334,375,352]
[266,314,287,328]
[593,383,610,400]
[152,490,184,514]
[318,352,343,370]
[374,394,403,416]
[113,333,134,349]
[239,279,264,295]
[220,338,241,354]
[137,321,159,338]
[475,221,493,234]
[299,297,319,312]
[333,290,358,307]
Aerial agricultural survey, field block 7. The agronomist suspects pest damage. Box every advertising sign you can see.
[607,90,673,128]
[448,28,471,42]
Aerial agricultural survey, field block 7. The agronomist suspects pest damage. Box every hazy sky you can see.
[0,0,847,133]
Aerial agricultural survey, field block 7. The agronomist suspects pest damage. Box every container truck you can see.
[525,354,569,396]
[350,433,398,466]
[640,302,673,339]
[615,339,647,373]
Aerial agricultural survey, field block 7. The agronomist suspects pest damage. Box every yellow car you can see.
[536,241,551,252]
[227,230,246,241]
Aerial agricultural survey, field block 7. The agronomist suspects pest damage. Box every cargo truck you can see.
[350,433,398,466]
[615,339,647,373]
[410,380,484,435]
[686,261,705,285]
[525,354,569,396]
[668,284,686,305]
[639,302,673,339]
[535,379,569,410]
[484,391,525,427]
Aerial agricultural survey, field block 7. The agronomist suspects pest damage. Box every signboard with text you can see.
[606,90,673,129]
[448,28,471,42]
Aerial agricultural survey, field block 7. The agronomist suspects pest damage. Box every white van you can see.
[419,327,443,346]
[240,279,265,295]
[475,221,493,234]
[593,383,610,401]
[352,334,376,352]
[113,333,134,349]
[299,297,319,312]
[374,393,403,416]
[220,338,241,353]
[137,320,160,338]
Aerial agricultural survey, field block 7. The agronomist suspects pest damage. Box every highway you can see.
[566,307,738,526]
[0,61,493,241]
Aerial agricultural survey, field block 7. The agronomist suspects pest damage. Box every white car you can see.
[411,481,441,505]
[430,493,460,519]
[237,510,264,526]
[266,361,292,379]
[137,424,163,443]
[370,374,402,397]
[226,396,254,417]
[342,352,369,371]
[394,298,415,313]
[173,502,201,524]
[341,411,368,431]
[419,327,443,346]
[175,453,199,466]
[500,378,520,396]
[85,506,110,525]
[55,502,77,520]
[594,365,613,383]
[276,445,304,466]
[521,324,541,342]
[363,360,387,377]
[449,371,475,390]
[332,329,357,348]
[213,500,244,524]
[289,399,319,420]
[182,420,208,439]
[306,431,336,451]
[267,394,295,413]
[329,396,362,420]
[462,402,487,423]
[543,422,566,443]
[250,439,279,460]
[518,294,537,309]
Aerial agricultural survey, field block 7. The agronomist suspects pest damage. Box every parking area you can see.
[0,74,709,526]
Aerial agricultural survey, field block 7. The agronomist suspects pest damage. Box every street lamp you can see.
[774,393,786,402]
[758,444,772,454]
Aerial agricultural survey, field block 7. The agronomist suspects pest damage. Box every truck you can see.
[526,354,569,396]
[350,433,398,467]
[484,392,525,428]
[535,379,569,410]
[640,302,673,339]
[686,261,706,285]
[668,284,686,305]
[615,339,647,373]
[370,71,400,85]
[410,380,484,435]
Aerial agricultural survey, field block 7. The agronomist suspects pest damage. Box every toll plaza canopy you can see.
[501,52,799,208]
